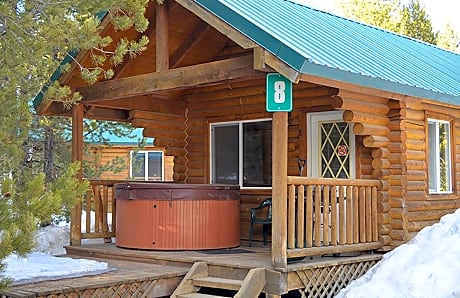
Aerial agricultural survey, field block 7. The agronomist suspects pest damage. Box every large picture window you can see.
[211,120,272,187]
[130,150,164,181]
[428,119,452,194]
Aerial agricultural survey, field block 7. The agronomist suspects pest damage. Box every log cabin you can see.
[32,0,460,296]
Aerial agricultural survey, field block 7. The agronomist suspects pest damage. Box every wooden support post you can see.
[156,0,169,71]
[71,104,84,246]
[272,112,288,269]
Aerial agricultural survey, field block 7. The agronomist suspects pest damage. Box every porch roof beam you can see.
[77,55,262,102]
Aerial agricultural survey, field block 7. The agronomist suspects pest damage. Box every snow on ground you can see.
[3,209,460,296]
[337,208,460,298]
[1,212,113,285]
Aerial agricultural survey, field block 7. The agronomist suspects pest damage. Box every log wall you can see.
[402,100,460,240]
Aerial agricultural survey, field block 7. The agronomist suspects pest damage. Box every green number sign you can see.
[266,73,292,112]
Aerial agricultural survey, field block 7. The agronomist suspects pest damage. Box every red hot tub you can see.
[115,183,240,250]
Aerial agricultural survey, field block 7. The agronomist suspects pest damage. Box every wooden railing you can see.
[71,180,119,244]
[286,176,382,258]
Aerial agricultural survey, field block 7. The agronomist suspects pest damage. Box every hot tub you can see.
[115,182,240,250]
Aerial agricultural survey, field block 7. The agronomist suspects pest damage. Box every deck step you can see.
[192,276,243,291]
[177,293,228,298]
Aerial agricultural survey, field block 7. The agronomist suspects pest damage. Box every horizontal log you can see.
[187,93,264,111]
[143,128,186,140]
[371,148,391,158]
[337,89,389,105]
[405,191,427,201]
[405,139,426,151]
[185,84,265,102]
[129,110,185,121]
[132,118,186,131]
[407,200,460,212]
[406,170,427,181]
[407,209,452,222]
[166,146,187,157]
[286,242,383,258]
[78,55,264,102]
[406,181,427,191]
[405,108,425,121]
[406,160,426,171]
[154,138,186,147]
[372,158,390,170]
[287,176,380,187]
[405,128,425,140]
[294,96,343,109]
[406,150,425,161]
[363,135,390,148]
[353,123,389,136]
[343,110,389,125]
[407,220,441,233]
[338,97,389,115]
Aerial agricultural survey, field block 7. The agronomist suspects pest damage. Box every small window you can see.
[130,150,164,181]
[428,119,452,194]
[211,120,272,187]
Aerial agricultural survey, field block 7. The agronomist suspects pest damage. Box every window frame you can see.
[129,150,165,181]
[427,116,454,195]
[209,118,272,189]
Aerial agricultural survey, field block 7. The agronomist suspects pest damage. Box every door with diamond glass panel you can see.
[307,111,355,178]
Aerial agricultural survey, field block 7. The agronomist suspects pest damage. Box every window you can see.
[130,150,164,181]
[428,119,452,193]
[211,120,272,187]
[307,111,355,178]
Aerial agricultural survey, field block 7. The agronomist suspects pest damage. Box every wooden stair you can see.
[171,261,266,298]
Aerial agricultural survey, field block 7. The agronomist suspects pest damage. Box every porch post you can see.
[272,112,288,268]
[70,104,84,246]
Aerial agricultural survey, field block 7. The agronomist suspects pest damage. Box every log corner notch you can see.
[338,89,392,249]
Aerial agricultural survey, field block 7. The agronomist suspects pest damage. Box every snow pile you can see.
[3,252,111,285]
[337,208,460,298]
[1,212,113,285]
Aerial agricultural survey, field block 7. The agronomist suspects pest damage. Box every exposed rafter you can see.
[170,21,210,68]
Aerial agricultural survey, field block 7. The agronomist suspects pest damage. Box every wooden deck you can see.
[0,257,188,298]
[1,243,383,297]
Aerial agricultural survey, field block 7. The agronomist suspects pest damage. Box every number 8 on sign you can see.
[274,81,285,103]
[266,73,292,112]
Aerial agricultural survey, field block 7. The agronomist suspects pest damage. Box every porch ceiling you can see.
[35,0,253,119]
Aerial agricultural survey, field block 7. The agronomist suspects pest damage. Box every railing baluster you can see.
[338,186,345,245]
[359,186,366,243]
[330,186,337,246]
[372,186,379,241]
[353,186,359,243]
[297,185,305,248]
[346,186,353,244]
[365,186,372,242]
[323,185,330,246]
[305,186,313,248]
[314,185,322,246]
[288,184,296,249]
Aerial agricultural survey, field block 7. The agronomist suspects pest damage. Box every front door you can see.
[307,111,355,178]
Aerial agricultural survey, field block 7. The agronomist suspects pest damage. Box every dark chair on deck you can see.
[249,197,272,246]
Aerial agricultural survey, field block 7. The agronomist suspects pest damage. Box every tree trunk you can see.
[44,126,55,183]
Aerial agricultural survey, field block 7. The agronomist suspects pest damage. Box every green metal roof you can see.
[195,0,460,104]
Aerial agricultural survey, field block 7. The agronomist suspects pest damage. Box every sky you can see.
[3,209,460,296]
[295,0,460,32]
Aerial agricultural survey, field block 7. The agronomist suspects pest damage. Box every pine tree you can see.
[0,0,155,287]
[338,0,459,49]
